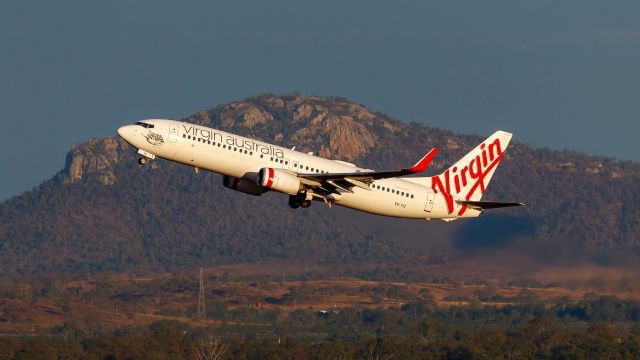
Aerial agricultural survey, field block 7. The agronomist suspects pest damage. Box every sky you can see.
[1,1,639,200]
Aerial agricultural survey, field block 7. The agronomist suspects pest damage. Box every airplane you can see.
[117,119,522,221]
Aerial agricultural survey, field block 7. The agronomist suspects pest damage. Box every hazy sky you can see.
[1,1,639,200]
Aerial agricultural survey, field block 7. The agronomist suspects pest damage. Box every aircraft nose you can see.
[117,125,135,140]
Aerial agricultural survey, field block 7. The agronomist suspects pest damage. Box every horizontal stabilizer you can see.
[455,200,524,211]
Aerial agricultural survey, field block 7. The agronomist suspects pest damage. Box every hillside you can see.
[1,94,639,278]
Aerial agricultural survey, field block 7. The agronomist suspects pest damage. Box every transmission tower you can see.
[197,267,206,320]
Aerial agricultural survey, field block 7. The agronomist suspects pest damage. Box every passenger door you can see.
[424,190,435,212]
[168,124,179,143]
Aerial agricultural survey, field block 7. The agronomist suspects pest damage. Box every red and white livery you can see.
[118,120,522,220]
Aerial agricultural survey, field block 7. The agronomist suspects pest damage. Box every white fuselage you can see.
[118,119,479,220]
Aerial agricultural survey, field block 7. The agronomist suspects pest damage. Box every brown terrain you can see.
[2,259,640,337]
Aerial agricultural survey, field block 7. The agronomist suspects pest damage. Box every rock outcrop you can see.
[64,137,129,186]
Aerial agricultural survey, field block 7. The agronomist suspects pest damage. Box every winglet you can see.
[408,148,439,173]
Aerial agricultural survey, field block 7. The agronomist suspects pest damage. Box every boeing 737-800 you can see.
[117,120,522,220]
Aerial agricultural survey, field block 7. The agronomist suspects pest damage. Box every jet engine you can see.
[257,168,302,195]
[222,175,266,196]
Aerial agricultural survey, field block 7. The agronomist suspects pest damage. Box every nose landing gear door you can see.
[168,124,179,143]
[424,190,435,212]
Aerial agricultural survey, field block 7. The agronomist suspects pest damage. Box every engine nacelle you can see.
[257,168,302,195]
[222,175,265,196]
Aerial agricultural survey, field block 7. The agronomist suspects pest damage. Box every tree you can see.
[192,335,228,360]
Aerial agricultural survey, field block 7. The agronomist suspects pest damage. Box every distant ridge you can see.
[1,94,639,277]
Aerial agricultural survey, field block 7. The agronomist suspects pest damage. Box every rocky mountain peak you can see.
[187,94,403,161]
[62,95,396,184]
[63,136,129,186]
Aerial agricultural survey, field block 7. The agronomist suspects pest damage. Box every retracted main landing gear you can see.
[137,149,156,166]
[288,192,312,209]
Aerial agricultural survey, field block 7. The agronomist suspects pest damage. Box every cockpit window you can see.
[135,122,155,129]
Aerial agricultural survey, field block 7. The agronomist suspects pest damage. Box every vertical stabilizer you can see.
[431,131,512,215]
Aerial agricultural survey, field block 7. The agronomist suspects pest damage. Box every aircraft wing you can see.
[295,148,438,192]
